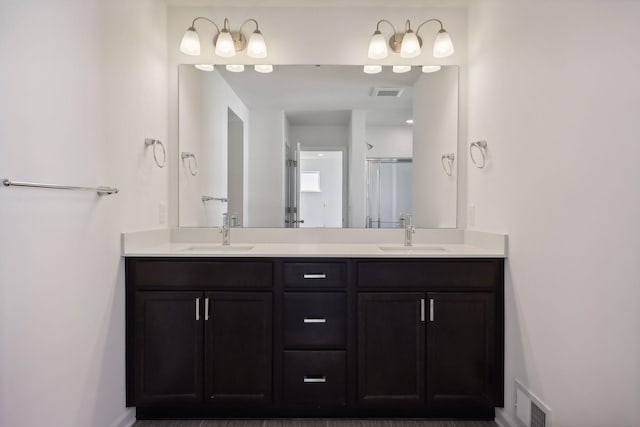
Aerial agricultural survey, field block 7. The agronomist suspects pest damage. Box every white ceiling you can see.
[215,65,422,126]
[166,0,468,7]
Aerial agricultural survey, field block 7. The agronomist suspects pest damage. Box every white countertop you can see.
[121,228,507,258]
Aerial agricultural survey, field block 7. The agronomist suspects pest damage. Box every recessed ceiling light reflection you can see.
[195,64,214,71]
[226,64,245,72]
[422,65,442,73]
[392,65,411,73]
[363,65,382,74]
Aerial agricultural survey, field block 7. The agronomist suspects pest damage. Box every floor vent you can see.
[515,379,552,427]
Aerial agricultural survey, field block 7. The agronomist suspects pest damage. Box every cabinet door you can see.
[357,293,425,406]
[426,292,495,411]
[135,291,203,405]
[204,292,272,406]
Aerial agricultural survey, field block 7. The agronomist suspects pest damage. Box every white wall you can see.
[178,68,249,227]
[413,66,459,228]
[0,1,168,426]
[467,1,640,426]
[365,126,413,159]
[348,110,367,227]
[167,5,468,227]
[247,110,286,227]
[289,125,349,149]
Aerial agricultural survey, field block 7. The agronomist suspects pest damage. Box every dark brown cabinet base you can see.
[126,257,503,420]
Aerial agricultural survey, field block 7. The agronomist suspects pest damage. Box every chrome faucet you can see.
[220,212,231,245]
[401,214,415,246]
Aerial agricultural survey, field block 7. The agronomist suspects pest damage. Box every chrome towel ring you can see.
[470,140,488,169]
[145,138,166,168]
[181,152,199,176]
[441,153,455,176]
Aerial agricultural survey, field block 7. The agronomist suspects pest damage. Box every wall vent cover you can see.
[371,87,404,97]
[515,379,552,427]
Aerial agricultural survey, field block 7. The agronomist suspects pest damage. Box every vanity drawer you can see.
[283,262,347,288]
[283,292,346,348]
[131,259,273,289]
[357,259,501,290]
[283,351,346,406]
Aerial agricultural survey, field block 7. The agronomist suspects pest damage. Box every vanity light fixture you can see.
[422,65,441,73]
[392,65,411,73]
[405,119,414,124]
[367,19,454,60]
[254,64,273,73]
[226,64,245,72]
[363,65,382,74]
[195,64,214,71]
[180,17,268,59]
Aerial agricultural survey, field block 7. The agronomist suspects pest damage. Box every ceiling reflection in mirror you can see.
[178,64,458,228]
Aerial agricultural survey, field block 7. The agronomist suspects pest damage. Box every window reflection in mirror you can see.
[178,65,458,228]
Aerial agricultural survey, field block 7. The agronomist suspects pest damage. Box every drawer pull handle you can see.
[303,376,327,383]
[195,298,200,321]
[303,318,326,324]
[303,274,326,279]
[205,297,210,321]
[429,298,434,322]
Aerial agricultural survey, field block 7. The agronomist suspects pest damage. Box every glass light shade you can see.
[406,119,414,124]
[368,31,388,60]
[195,64,214,72]
[254,64,273,73]
[363,65,382,74]
[400,31,421,58]
[247,31,267,59]
[422,65,441,73]
[226,64,245,72]
[433,30,454,58]
[180,28,201,56]
[392,65,411,73]
[215,31,236,57]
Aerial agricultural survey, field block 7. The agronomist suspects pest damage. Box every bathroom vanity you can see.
[123,230,505,420]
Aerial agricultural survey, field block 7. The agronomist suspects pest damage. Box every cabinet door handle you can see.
[303,318,326,323]
[429,298,434,322]
[420,298,425,322]
[205,298,209,321]
[303,273,326,279]
[303,376,327,383]
[195,297,200,321]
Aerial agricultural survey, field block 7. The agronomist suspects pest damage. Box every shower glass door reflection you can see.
[366,159,412,228]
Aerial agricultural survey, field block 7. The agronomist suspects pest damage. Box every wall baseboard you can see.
[496,408,518,427]
[109,409,135,427]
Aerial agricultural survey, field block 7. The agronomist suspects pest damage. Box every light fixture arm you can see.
[375,19,397,35]
[415,18,444,36]
[240,18,260,33]
[190,16,221,34]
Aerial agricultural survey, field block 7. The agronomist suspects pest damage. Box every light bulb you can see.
[215,30,236,57]
[180,27,201,56]
[368,31,388,60]
[195,64,214,72]
[247,30,267,59]
[405,119,414,124]
[226,64,244,73]
[433,29,454,58]
[400,30,421,58]
[422,65,441,73]
[392,65,411,73]
[254,64,273,73]
[363,65,382,74]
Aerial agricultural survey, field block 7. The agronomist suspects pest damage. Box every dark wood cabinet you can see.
[426,292,495,411]
[134,291,203,405]
[204,292,272,405]
[126,257,503,420]
[357,293,424,406]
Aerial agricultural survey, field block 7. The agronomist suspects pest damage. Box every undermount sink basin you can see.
[182,245,254,252]
[378,245,447,253]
